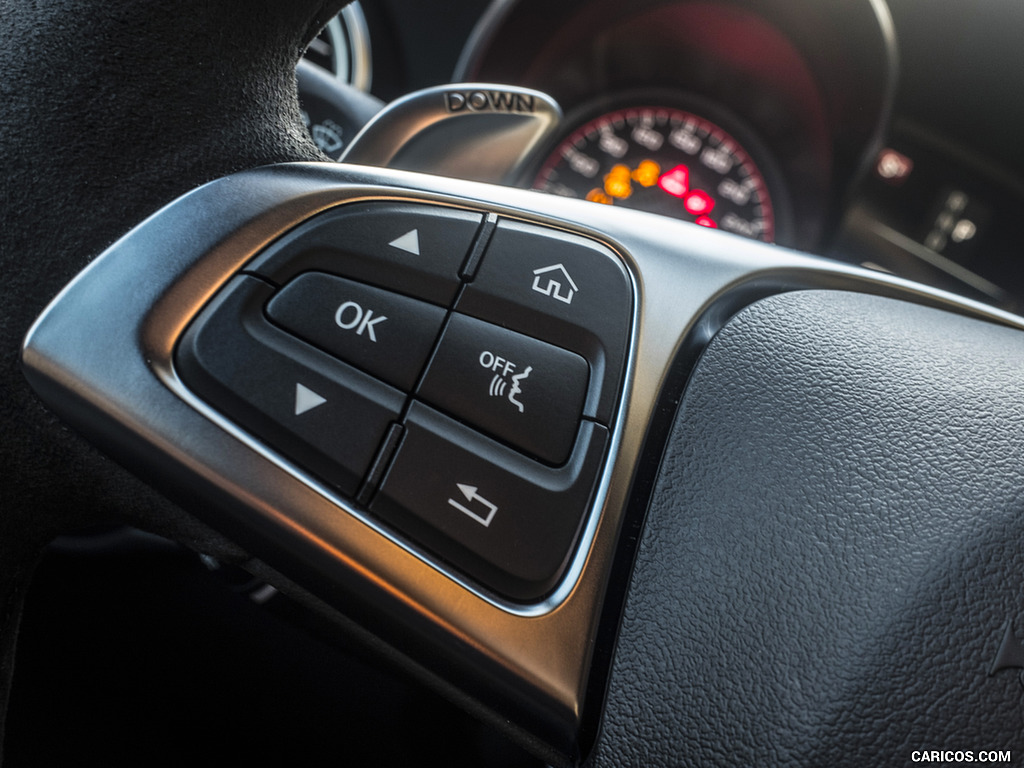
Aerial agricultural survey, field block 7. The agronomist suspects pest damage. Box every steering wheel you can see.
[4,2,1024,766]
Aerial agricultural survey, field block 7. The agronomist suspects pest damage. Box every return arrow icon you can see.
[447,483,499,527]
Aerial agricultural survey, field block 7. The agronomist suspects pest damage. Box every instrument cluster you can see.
[456,0,894,253]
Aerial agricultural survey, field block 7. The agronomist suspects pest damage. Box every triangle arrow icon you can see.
[388,229,420,256]
[456,483,477,501]
[294,383,327,416]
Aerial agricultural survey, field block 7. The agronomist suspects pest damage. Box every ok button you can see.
[334,300,387,342]
[267,272,447,390]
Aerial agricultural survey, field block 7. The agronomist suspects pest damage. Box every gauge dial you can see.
[533,107,777,242]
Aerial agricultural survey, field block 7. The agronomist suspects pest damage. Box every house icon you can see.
[531,263,579,305]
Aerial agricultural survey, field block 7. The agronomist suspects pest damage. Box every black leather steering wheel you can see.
[4,2,1024,766]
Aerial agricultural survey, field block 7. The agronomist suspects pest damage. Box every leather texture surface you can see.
[0,0,346,749]
[588,290,1024,766]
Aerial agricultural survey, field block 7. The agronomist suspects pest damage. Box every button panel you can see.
[176,201,632,602]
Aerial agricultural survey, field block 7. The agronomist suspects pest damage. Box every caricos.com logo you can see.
[910,751,1011,763]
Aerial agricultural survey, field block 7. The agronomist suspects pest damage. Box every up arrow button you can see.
[246,202,483,305]
[388,229,420,256]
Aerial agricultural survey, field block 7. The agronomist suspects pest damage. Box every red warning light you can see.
[695,216,717,229]
[658,165,690,198]
[684,190,715,216]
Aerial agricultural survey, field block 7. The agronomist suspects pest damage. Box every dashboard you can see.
[331,0,1024,312]
[7,1,1024,766]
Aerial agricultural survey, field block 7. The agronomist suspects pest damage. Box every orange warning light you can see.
[586,188,614,205]
[632,159,661,187]
[604,164,633,199]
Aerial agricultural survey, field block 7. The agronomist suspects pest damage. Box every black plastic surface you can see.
[247,202,484,304]
[267,272,447,390]
[456,219,631,423]
[371,402,609,601]
[418,314,589,465]
[176,276,404,496]
[587,290,1024,766]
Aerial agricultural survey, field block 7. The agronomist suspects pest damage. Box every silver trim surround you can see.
[21,163,1024,759]
[339,3,372,92]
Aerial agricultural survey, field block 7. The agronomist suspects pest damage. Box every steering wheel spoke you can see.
[20,161,1024,763]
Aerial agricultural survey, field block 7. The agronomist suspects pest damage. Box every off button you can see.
[417,313,589,465]
[456,218,632,424]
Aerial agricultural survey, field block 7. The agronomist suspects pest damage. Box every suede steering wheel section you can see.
[4,2,1024,767]
[0,0,345,755]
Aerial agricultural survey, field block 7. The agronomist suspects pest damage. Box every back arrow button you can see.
[447,483,499,527]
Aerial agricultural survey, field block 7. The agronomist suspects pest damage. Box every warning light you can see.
[586,188,614,205]
[695,216,717,229]
[632,159,661,187]
[875,148,913,186]
[684,190,715,216]
[658,165,690,198]
[604,164,633,199]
